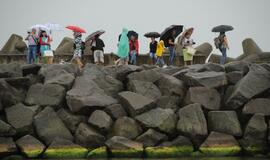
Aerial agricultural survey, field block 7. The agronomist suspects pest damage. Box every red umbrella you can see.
[66,25,86,33]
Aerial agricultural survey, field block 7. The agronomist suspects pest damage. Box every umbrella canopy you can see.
[160,25,183,47]
[44,23,64,31]
[144,32,161,38]
[85,30,105,42]
[66,25,86,33]
[30,24,50,33]
[127,30,139,39]
[212,25,234,33]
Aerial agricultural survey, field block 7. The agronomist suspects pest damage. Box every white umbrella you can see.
[44,22,64,32]
[30,24,50,33]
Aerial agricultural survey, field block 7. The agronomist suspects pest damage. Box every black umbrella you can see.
[144,32,161,38]
[212,25,234,33]
[160,25,183,47]
[85,30,105,42]
[127,30,139,39]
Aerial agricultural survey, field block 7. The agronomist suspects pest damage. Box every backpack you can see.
[214,35,225,49]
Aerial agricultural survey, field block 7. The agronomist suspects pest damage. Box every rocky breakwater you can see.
[0,62,270,159]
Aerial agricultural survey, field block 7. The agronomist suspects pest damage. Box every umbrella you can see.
[127,30,138,39]
[85,30,105,42]
[144,32,160,38]
[44,23,64,31]
[160,25,183,47]
[212,25,234,33]
[66,25,86,33]
[30,24,50,33]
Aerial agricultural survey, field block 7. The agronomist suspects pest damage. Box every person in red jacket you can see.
[129,35,139,65]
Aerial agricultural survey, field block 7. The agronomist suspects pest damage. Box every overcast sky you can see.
[0,0,269,57]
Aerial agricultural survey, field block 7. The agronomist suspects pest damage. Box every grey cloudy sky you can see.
[0,0,270,57]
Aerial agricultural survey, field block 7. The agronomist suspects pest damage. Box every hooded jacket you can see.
[129,39,139,54]
[156,40,165,57]
[117,28,129,58]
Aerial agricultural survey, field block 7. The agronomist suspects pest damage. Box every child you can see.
[156,40,166,68]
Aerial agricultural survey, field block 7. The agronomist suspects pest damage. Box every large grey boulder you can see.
[1,34,27,53]
[182,71,227,88]
[0,63,22,78]
[105,136,143,157]
[118,91,155,117]
[136,129,168,147]
[244,114,267,140]
[103,65,143,82]
[156,74,186,98]
[34,107,73,146]
[54,37,74,54]
[57,108,85,134]
[240,114,267,154]
[44,70,75,90]
[88,110,113,132]
[225,64,270,109]
[25,83,66,109]
[66,76,117,113]
[21,64,41,76]
[16,135,45,158]
[43,138,88,159]
[0,79,24,107]
[225,61,249,73]
[156,95,181,111]
[39,63,79,79]
[242,38,262,55]
[0,137,17,156]
[159,135,193,148]
[242,98,270,116]
[195,42,213,57]
[75,123,105,149]
[226,71,243,85]
[104,104,127,120]
[128,80,161,100]
[199,132,241,156]
[208,111,242,136]
[0,119,16,136]
[177,103,208,137]
[135,108,177,134]
[184,87,221,110]
[5,103,39,134]
[128,69,161,83]
[111,116,142,139]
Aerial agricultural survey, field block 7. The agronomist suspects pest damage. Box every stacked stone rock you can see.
[0,62,270,159]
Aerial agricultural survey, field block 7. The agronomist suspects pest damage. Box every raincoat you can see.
[73,32,82,58]
[156,40,165,57]
[117,28,129,58]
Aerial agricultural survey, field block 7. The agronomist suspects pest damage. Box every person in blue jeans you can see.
[129,35,139,65]
[167,30,176,65]
[218,32,229,65]
[25,29,38,64]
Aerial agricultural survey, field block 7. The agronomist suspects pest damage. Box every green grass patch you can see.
[200,146,241,156]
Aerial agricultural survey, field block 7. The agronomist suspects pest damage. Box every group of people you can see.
[25,28,53,64]
[25,27,230,70]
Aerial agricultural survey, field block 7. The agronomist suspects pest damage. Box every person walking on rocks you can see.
[149,37,158,65]
[117,28,130,65]
[217,32,229,65]
[168,30,176,66]
[156,40,166,68]
[180,28,196,66]
[91,34,105,65]
[129,35,139,65]
[25,28,39,64]
[39,30,52,64]
[72,32,84,70]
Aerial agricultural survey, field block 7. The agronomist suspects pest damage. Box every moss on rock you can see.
[111,149,143,158]
[43,147,89,158]
[145,146,193,158]
[87,146,107,158]
[200,146,241,156]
